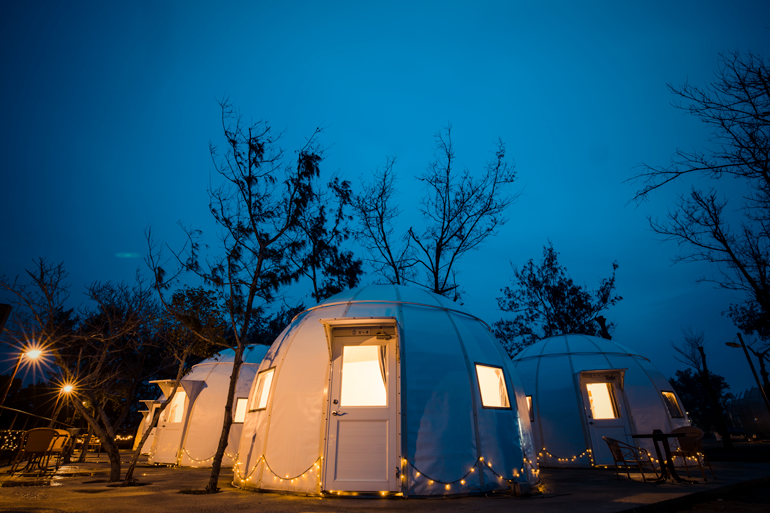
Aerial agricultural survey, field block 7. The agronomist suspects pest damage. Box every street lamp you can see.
[725,333,770,416]
[0,347,44,409]
[49,383,75,428]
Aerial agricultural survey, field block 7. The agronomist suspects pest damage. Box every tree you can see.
[670,328,734,449]
[147,98,326,492]
[353,125,518,300]
[293,175,363,303]
[0,260,170,481]
[247,302,305,346]
[670,368,734,435]
[628,51,770,351]
[122,287,223,485]
[494,243,622,357]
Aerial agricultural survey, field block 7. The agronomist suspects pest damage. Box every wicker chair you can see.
[47,429,72,471]
[670,426,716,481]
[7,428,65,474]
[602,436,659,481]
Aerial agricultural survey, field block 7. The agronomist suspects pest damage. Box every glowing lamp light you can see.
[26,349,43,359]
[62,384,74,393]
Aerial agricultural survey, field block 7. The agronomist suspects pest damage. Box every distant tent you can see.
[233,285,539,496]
[140,345,269,467]
[729,387,770,438]
[513,334,689,468]
[133,394,165,453]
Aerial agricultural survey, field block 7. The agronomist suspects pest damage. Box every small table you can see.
[632,432,695,484]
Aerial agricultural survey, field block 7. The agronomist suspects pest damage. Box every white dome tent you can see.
[144,344,269,467]
[233,285,539,497]
[134,394,165,453]
[512,334,689,468]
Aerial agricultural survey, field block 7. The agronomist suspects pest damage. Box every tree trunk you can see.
[750,349,770,402]
[205,349,244,493]
[78,425,94,463]
[71,399,123,481]
[124,355,187,486]
[698,347,734,450]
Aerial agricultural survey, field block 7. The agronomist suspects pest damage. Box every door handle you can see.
[331,411,347,416]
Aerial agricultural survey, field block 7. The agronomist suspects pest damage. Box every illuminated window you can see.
[585,383,619,419]
[165,391,186,423]
[251,368,275,411]
[234,398,248,423]
[340,345,387,406]
[661,391,684,418]
[475,364,511,409]
[526,395,534,422]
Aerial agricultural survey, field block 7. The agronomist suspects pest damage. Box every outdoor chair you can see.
[602,436,659,482]
[7,428,65,474]
[669,426,716,481]
[47,429,72,471]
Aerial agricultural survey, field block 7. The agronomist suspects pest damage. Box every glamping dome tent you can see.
[513,334,689,468]
[233,285,538,496]
[145,344,269,467]
[134,393,165,453]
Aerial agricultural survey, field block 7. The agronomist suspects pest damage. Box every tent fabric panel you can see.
[262,307,329,491]
[503,357,537,475]
[178,362,259,466]
[541,335,569,355]
[634,357,689,430]
[342,302,401,320]
[345,284,399,302]
[237,308,337,491]
[402,304,479,495]
[534,356,587,461]
[564,334,605,353]
[451,313,524,483]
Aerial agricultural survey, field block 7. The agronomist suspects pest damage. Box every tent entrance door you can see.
[579,370,632,466]
[153,390,187,462]
[323,326,398,492]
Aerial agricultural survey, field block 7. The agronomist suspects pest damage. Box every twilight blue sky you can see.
[1,1,769,392]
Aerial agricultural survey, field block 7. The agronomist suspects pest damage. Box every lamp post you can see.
[49,384,74,428]
[726,333,770,416]
[0,348,43,409]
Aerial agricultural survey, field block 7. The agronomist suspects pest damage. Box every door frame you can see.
[318,317,401,493]
[576,368,634,465]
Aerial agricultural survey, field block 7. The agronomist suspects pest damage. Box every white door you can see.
[153,390,187,462]
[579,371,632,466]
[324,327,398,492]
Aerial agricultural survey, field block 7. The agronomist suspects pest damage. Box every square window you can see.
[526,395,534,422]
[251,368,275,411]
[586,383,619,419]
[475,364,511,409]
[165,391,186,423]
[340,345,387,407]
[662,391,684,418]
[234,397,248,423]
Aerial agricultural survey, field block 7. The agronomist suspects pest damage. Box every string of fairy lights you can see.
[229,452,541,492]
[538,447,595,465]
[234,455,323,484]
[404,454,540,491]
[535,445,707,469]
[180,448,240,464]
[0,430,25,452]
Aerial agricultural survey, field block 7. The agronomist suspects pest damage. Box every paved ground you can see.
[0,451,768,512]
